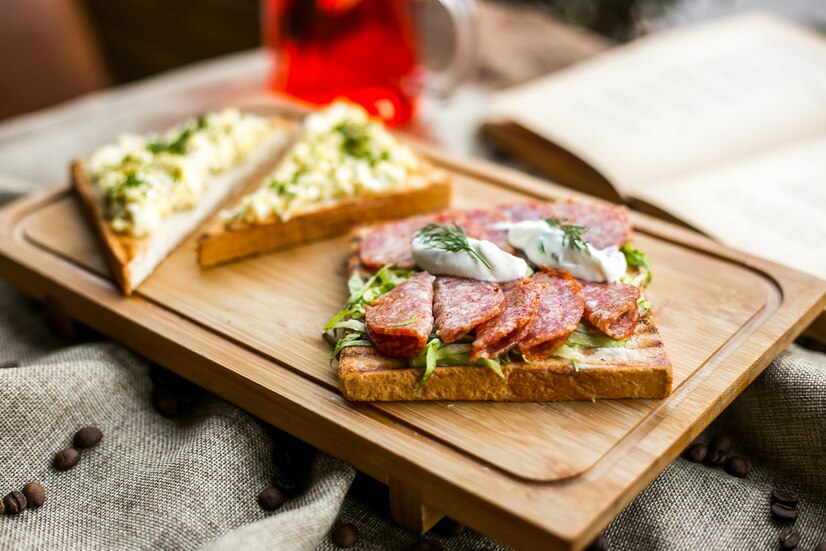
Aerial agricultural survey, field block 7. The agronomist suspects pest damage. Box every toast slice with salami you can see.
[197,102,452,267]
[73,110,297,295]
[328,200,673,402]
[338,314,671,401]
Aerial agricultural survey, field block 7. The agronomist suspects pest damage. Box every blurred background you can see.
[3,0,826,123]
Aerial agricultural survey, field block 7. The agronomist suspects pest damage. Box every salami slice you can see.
[433,277,504,343]
[518,270,584,360]
[580,281,641,340]
[548,201,631,250]
[499,203,555,222]
[500,201,631,250]
[365,272,435,358]
[358,212,470,270]
[471,277,542,360]
[359,214,437,270]
[458,209,513,253]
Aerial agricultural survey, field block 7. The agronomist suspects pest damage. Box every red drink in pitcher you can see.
[263,0,478,125]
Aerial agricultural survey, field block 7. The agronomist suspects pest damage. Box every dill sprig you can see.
[544,217,591,256]
[415,223,492,269]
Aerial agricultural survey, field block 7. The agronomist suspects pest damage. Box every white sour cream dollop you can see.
[411,235,529,282]
[506,220,626,282]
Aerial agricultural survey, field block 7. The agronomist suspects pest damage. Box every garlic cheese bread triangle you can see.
[73,109,297,295]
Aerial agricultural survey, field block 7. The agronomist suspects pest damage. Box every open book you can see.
[485,12,826,280]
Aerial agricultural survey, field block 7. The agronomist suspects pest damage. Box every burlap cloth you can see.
[0,52,824,550]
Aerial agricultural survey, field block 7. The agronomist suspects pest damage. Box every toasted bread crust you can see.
[197,169,452,267]
[72,160,140,295]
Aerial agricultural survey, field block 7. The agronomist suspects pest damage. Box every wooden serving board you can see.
[0,136,823,550]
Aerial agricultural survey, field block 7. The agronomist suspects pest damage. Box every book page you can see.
[633,136,826,279]
[493,12,826,194]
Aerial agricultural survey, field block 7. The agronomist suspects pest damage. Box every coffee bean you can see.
[684,443,708,463]
[435,517,466,537]
[780,527,802,549]
[705,448,726,466]
[772,489,799,508]
[705,435,732,465]
[3,491,27,514]
[332,523,359,548]
[53,448,81,471]
[174,386,200,408]
[21,482,45,508]
[152,385,180,418]
[73,426,103,449]
[813,542,826,551]
[274,473,301,495]
[257,486,284,511]
[149,365,172,387]
[724,456,748,478]
[710,434,733,455]
[586,533,609,551]
[771,503,799,522]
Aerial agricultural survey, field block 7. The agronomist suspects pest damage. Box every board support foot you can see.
[389,477,444,534]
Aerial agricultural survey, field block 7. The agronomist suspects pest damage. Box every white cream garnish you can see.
[507,220,626,282]
[411,235,529,282]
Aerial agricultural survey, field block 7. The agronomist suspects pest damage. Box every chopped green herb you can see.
[415,223,493,269]
[545,217,591,256]
[147,116,207,155]
[123,173,144,188]
[335,121,372,159]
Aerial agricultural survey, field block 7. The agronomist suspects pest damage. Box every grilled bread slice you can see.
[338,314,672,401]
[73,116,297,295]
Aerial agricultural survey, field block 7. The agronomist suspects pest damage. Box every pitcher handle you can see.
[428,0,479,98]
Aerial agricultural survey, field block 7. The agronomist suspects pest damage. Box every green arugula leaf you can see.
[621,243,653,283]
[415,339,440,394]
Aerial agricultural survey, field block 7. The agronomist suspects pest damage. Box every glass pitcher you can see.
[263,0,478,125]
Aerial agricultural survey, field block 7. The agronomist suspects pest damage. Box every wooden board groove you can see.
[0,138,824,550]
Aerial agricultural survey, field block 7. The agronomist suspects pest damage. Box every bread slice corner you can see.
[72,159,140,295]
